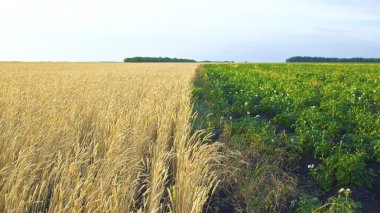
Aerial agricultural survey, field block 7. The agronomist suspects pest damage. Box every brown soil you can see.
[257,113,294,134]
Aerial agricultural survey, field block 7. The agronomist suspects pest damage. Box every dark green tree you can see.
[124,57,196,63]
[286,56,380,63]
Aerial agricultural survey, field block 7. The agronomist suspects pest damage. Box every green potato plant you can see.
[196,63,380,211]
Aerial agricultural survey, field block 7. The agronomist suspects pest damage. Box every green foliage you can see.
[199,63,380,192]
[193,63,380,210]
[334,151,374,187]
[292,188,361,212]
[291,197,322,212]
[374,140,380,162]
[311,151,374,194]
[124,56,196,62]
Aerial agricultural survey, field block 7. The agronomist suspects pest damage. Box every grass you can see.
[0,62,228,212]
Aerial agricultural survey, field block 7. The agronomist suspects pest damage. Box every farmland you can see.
[193,63,380,212]
[0,62,229,212]
[0,62,379,212]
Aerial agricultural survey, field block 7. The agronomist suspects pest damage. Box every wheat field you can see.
[0,62,227,212]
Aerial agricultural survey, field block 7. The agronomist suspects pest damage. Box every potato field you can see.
[194,63,380,212]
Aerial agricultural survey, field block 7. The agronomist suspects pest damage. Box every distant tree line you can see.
[286,56,380,63]
[124,57,196,63]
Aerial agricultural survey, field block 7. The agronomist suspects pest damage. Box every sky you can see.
[0,0,380,62]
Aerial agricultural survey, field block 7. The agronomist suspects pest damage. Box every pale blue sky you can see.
[1,0,379,62]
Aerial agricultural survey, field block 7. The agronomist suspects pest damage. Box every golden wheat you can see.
[0,62,226,212]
